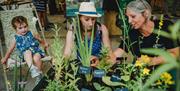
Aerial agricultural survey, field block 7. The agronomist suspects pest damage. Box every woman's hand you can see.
[90,56,99,67]
[1,58,7,64]
[109,54,117,64]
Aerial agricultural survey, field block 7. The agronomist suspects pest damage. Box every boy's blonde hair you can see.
[11,16,28,30]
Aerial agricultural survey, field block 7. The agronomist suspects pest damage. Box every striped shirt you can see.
[33,0,47,12]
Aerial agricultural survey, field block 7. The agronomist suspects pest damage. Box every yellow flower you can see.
[160,72,172,80]
[156,80,162,85]
[165,80,174,85]
[159,21,163,27]
[135,60,143,67]
[140,55,150,64]
[160,72,174,85]
[143,68,150,75]
[159,15,164,29]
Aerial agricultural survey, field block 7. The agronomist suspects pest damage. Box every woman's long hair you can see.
[79,18,101,39]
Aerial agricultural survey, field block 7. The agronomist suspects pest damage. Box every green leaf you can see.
[66,73,75,79]
[121,75,130,81]
[93,82,101,90]
[153,29,171,39]
[70,63,77,73]
[102,87,112,91]
[169,20,180,40]
[102,76,126,86]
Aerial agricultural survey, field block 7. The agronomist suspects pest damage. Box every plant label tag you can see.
[114,88,128,91]
[110,75,121,82]
[93,69,105,78]
[81,88,91,91]
[79,66,91,74]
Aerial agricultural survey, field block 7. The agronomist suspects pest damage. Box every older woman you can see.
[64,2,114,66]
[114,0,179,65]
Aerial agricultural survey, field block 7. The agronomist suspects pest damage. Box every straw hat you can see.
[75,2,101,17]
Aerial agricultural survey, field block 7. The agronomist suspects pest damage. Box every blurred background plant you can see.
[153,72,174,89]
[101,54,176,91]
[141,20,180,91]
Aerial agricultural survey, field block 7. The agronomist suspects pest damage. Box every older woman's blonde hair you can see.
[126,0,152,20]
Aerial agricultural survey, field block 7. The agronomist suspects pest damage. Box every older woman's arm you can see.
[149,47,179,65]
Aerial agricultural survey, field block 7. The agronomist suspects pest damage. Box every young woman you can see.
[64,2,115,66]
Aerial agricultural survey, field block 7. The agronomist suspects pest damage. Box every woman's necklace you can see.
[138,20,155,48]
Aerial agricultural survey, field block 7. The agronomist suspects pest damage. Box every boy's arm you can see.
[1,39,16,64]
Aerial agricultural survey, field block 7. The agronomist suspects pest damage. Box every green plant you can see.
[152,72,175,89]
[45,80,61,91]
[72,16,94,82]
[73,16,94,67]
[93,82,112,91]
[115,0,134,61]
[45,24,80,91]
[102,54,176,91]
[97,46,113,72]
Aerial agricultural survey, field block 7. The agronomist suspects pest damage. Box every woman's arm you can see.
[113,48,126,58]
[101,24,116,64]
[101,24,112,52]
[63,30,74,59]
[1,39,16,64]
[149,47,179,65]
